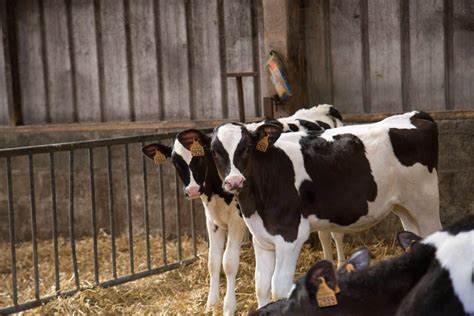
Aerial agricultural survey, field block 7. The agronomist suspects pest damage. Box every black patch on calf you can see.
[171,153,191,186]
[263,119,284,130]
[329,106,343,121]
[315,120,331,130]
[288,123,299,131]
[299,133,377,226]
[389,111,438,172]
[296,119,324,131]
[443,214,474,235]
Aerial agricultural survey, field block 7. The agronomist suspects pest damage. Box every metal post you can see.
[28,155,40,300]
[49,153,60,292]
[69,151,80,289]
[141,142,151,270]
[124,144,135,274]
[88,148,100,284]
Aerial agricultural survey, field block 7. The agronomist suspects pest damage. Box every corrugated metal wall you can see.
[304,0,474,114]
[0,0,265,126]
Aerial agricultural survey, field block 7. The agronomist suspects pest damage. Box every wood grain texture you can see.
[43,0,75,122]
[304,0,333,106]
[329,0,364,113]
[408,0,445,110]
[224,0,256,118]
[99,0,130,121]
[128,0,160,121]
[452,0,474,109]
[16,0,48,124]
[367,0,402,113]
[70,0,101,122]
[189,0,222,120]
[0,0,9,125]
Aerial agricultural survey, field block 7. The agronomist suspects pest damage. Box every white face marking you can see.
[423,230,474,313]
[216,124,245,179]
[173,139,199,188]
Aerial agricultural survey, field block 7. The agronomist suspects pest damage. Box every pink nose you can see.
[185,185,200,198]
[224,175,245,192]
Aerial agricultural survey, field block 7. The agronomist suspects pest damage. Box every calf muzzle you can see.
[224,175,246,193]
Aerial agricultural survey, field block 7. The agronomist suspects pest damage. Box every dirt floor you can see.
[0,232,403,315]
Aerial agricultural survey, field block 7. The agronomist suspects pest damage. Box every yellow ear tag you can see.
[346,263,356,273]
[256,134,269,152]
[153,149,167,165]
[316,277,338,307]
[190,138,205,157]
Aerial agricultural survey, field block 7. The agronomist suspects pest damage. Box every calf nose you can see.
[224,175,245,192]
[184,185,200,199]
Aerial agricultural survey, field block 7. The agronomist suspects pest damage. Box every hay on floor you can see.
[1,231,403,315]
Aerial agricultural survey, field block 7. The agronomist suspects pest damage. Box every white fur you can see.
[423,231,474,313]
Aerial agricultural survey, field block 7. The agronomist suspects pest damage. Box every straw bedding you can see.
[0,231,403,315]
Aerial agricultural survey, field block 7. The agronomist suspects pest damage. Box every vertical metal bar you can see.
[236,76,245,123]
[49,153,60,292]
[124,144,134,274]
[68,151,80,289]
[190,199,197,258]
[6,157,18,305]
[158,164,167,265]
[174,170,182,261]
[28,155,40,300]
[107,146,117,278]
[88,148,99,284]
[141,142,151,270]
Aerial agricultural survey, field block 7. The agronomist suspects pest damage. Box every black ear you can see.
[397,231,422,251]
[142,143,172,161]
[253,124,283,152]
[306,260,337,293]
[340,247,371,273]
[176,129,210,151]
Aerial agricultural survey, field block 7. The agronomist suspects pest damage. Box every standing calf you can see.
[143,104,343,315]
[250,215,474,316]
[211,111,442,306]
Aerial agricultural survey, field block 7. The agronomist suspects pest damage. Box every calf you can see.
[142,104,343,315]
[250,215,474,316]
[211,111,442,306]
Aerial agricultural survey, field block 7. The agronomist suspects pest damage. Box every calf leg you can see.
[222,217,246,316]
[318,231,334,262]
[331,232,345,268]
[206,219,226,311]
[253,236,275,308]
[271,238,306,300]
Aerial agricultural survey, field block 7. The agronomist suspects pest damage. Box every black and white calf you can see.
[251,215,474,316]
[211,111,442,306]
[142,104,343,315]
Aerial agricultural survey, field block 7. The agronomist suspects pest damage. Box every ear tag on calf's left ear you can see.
[153,149,167,165]
[256,134,269,152]
[190,138,205,157]
[316,277,338,307]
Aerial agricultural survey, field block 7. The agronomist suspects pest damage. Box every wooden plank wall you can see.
[304,0,474,113]
[0,0,264,126]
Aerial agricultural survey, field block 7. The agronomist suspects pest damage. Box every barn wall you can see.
[304,0,474,113]
[0,0,264,126]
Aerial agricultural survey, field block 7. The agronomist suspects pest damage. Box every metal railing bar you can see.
[174,170,182,261]
[107,146,117,278]
[6,157,18,306]
[88,148,100,284]
[141,142,151,270]
[190,199,197,258]
[49,153,60,292]
[0,129,213,158]
[124,144,135,274]
[69,151,80,289]
[28,154,40,300]
[158,164,167,265]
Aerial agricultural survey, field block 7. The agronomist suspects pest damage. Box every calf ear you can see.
[142,144,172,164]
[177,129,210,156]
[397,231,422,251]
[306,260,337,292]
[340,247,371,273]
[253,124,283,152]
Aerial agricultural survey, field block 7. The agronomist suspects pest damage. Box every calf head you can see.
[142,129,211,199]
[249,248,371,316]
[211,123,282,194]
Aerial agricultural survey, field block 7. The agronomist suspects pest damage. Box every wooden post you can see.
[263,96,274,119]
[223,72,257,123]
